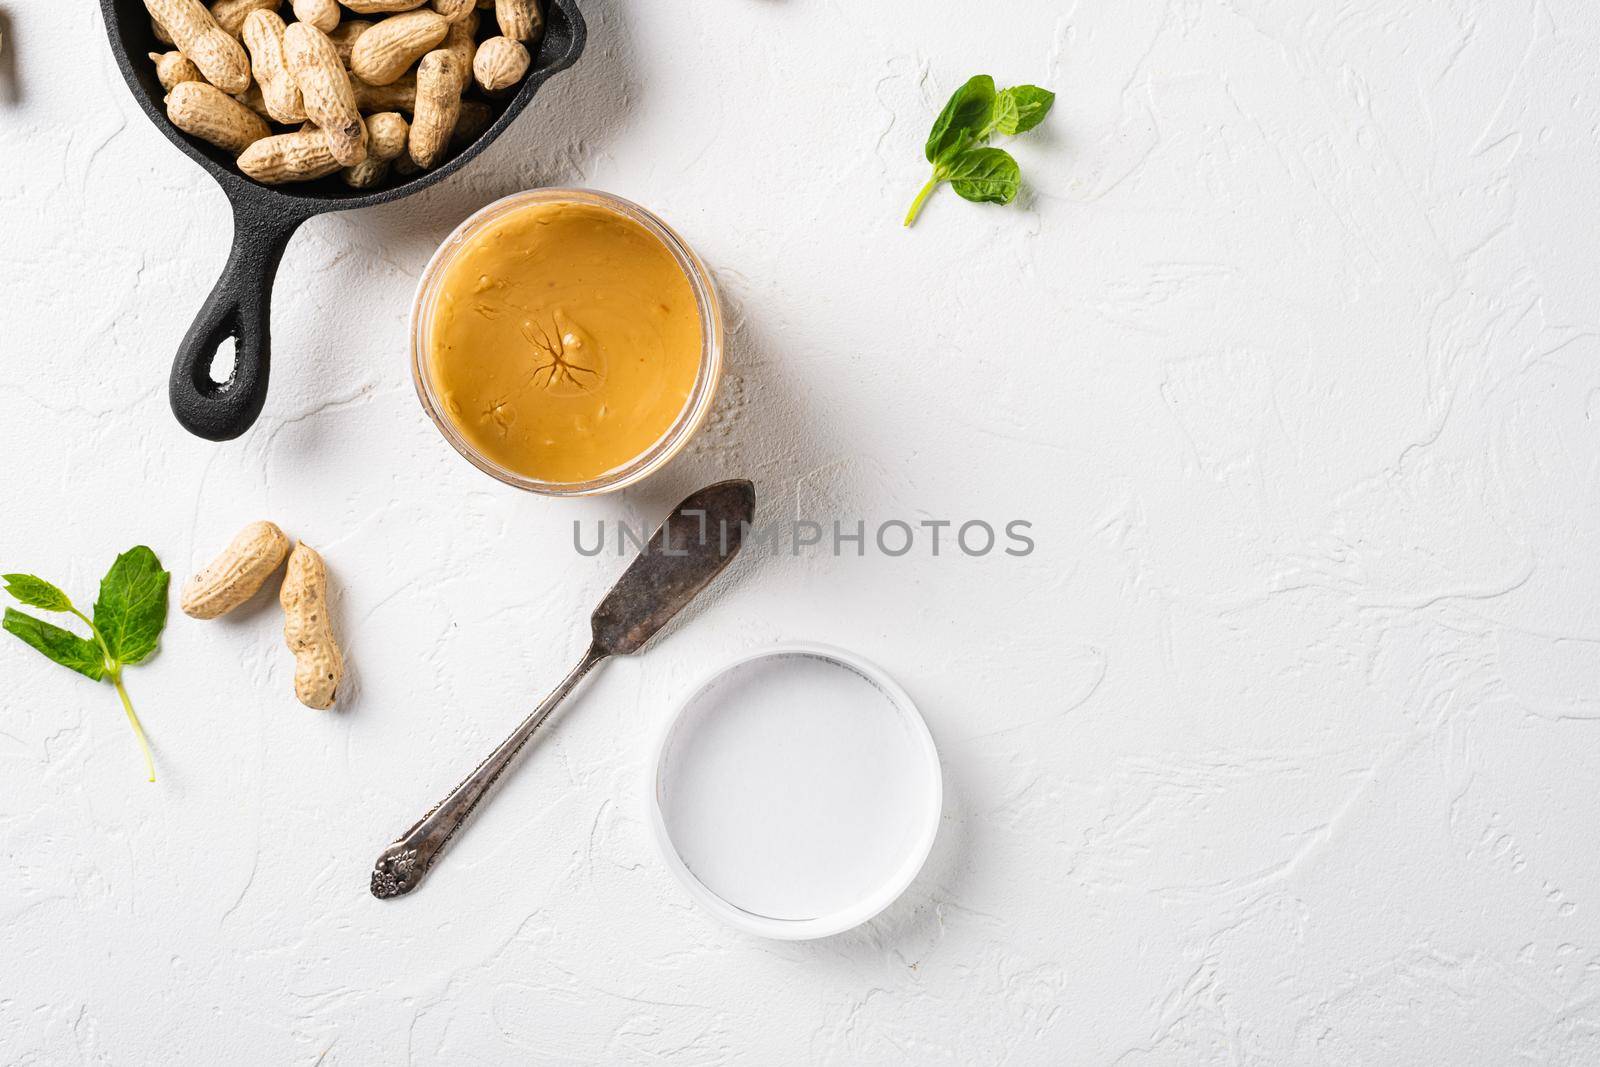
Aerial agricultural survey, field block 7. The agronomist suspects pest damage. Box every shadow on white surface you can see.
[0,11,18,106]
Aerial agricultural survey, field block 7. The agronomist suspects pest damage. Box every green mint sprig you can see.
[905,75,1056,227]
[3,547,170,782]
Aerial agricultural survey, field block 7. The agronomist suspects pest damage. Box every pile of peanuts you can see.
[144,0,542,187]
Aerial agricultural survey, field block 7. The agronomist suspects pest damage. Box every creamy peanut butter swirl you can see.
[427,200,702,484]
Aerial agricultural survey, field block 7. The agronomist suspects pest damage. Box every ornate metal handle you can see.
[371,644,608,898]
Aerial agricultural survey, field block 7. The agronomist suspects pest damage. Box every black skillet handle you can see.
[170,199,308,441]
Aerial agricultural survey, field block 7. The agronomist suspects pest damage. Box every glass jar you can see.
[410,188,725,495]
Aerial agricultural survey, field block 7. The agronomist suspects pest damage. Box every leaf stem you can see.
[111,670,155,784]
[70,603,155,782]
[69,605,113,664]
[904,172,941,227]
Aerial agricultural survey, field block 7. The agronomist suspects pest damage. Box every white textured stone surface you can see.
[3,0,1600,1061]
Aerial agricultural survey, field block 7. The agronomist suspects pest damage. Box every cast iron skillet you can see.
[100,0,587,441]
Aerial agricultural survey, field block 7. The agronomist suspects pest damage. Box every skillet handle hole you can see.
[207,334,238,389]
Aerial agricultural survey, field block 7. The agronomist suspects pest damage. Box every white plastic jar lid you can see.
[649,643,942,939]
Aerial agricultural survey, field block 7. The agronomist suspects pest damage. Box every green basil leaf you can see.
[997,85,1055,136]
[926,75,996,163]
[990,93,1022,138]
[92,546,169,666]
[3,608,106,680]
[947,147,1021,204]
[3,574,74,613]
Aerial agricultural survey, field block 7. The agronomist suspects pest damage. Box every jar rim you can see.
[646,642,944,940]
[409,188,725,496]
